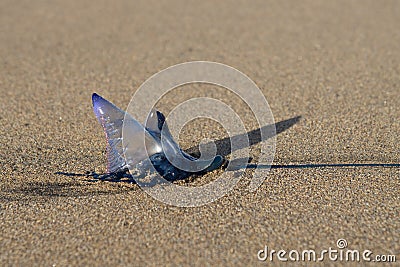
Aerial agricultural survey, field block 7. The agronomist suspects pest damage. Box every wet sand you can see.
[1,0,399,265]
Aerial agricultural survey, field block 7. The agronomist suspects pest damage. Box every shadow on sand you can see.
[56,115,399,181]
[56,116,302,181]
[228,162,400,170]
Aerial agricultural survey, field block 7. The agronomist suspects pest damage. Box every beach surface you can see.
[0,0,399,265]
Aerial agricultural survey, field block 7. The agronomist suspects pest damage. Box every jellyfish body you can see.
[92,93,224,181]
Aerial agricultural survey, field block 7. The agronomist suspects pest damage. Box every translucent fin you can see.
[145,109,225,172]
[92,93,161,173]
[144,109,224,173]
[145,109,165,137]
[92,93,224,178]
[145,109,197,161]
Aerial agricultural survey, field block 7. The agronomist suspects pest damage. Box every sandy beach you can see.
[1,0,399,265]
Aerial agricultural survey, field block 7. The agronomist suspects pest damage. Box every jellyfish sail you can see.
[92,93,224,180]
[92,93,162,173]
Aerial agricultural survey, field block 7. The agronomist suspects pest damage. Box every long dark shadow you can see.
[56,116,303,180]
[246,163,400,169]
[186,115,302,158]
